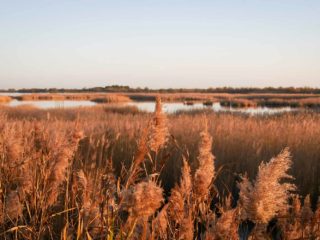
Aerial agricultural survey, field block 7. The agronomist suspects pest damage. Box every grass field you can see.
[0,100,320,239]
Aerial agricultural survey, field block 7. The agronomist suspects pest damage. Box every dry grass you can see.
[220,98,257,108]
[126,92,320,109]
[125,92,320,102]
[0,96,12,103]
[0,103,320,239]
[14,93,131,103]
[90,95,131,103]
[256,97,320,108]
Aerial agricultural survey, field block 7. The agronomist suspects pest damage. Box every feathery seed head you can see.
[122,180,164,219]
[238,148,296,223]
[194,119,215,200]
[148,97,169,153]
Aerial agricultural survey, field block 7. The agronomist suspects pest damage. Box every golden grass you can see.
[0,96,12,103]
[256,97,320,108]
[0,103,320,239]
[220,98,257,108]
[125,92,320,108]
[125,92,319,101]
[90,94,131,103]
[15,93,131,103]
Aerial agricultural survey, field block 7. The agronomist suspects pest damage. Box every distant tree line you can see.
[1,85,320,94]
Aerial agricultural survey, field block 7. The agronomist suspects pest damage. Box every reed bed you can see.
[125,93,320,109]
[220,98,257,108]
[0,96,12,103]
[124,92,320,102]
[0,102,320,239]
[256,97,320,108]
[14,93,131,103]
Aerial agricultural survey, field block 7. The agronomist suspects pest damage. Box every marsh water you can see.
[0,93,294,115]
[8,99,97,108]
[127,102,293,115]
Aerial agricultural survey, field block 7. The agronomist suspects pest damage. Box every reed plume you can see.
[167,186,185,224]
[167,159,192,224]
[46,130,83,208]
[151,205,169,239]
[301,194,313,225]
[194,119,215,201]
[314,198,320,226]
[312,199,320,237]
[148,97,169,153]
[215,209,239,240]
[180,158,192,195]
[128,180,163,219]
[120,180,164,238]
[71,169,88,206]
[292,195,301,219]
[179,212,194,240]
[238,148,296,223]
[134,126,149,167]
[125,126,149,188]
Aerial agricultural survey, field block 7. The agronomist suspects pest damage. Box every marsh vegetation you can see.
[0,99,320,239]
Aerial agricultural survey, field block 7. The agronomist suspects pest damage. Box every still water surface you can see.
[7,99,97,108]
[128,102,293,115]
[1,97,294,115]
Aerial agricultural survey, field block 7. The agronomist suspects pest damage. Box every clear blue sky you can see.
[0,0,319,89]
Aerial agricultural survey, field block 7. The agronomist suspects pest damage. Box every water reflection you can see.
[127,102,293,115]
[128,102,222,113]
[7,100,96,108]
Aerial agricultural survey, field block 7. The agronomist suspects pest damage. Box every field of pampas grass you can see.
[0,100,320,239]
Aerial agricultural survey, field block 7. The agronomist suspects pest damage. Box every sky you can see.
[0,0,319,89]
